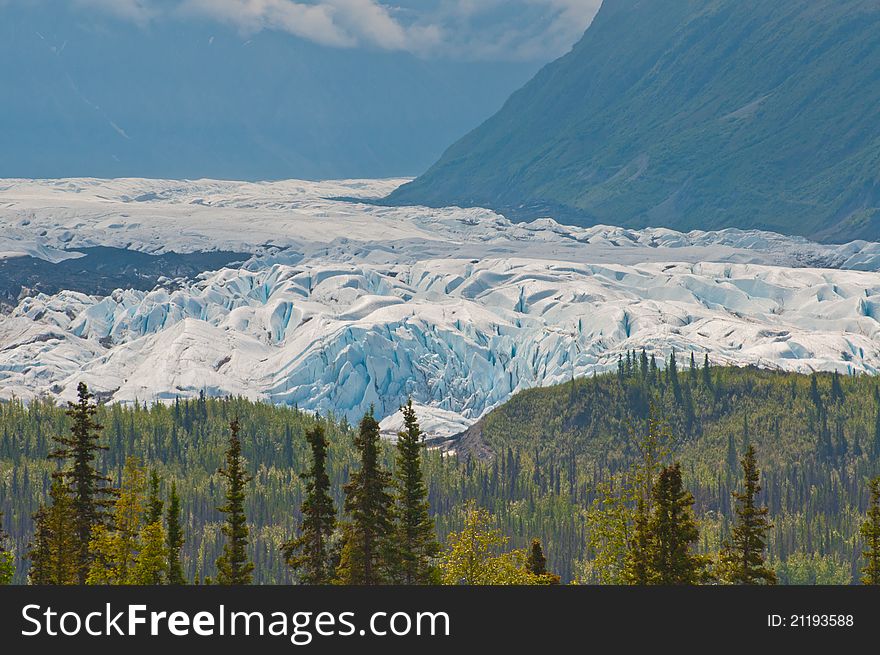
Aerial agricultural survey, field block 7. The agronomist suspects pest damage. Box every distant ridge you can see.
[386,0,880,243]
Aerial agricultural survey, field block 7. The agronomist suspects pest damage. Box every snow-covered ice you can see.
[3,178,880,436]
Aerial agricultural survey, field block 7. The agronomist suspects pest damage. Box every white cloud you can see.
[33,0,603,60]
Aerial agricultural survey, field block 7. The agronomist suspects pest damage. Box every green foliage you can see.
[0,511,13,585]
[28,479,78,585]
[50,382,116,583]
[466,363,880,581]
[165,482,186,585]
[282,424,337,584]
[87,456,148,585]
[336,410,395,585]
[526,538,547,575]
[147,470,164,526]
[440,503,555,585]
[648,464,705,585]
[861,476,880,584]
[215,419,254,585]
[132,521,168,585]
[775,552,852,585]
[5,363,880,584]
[718,446,776,585]
[392,399,440,584]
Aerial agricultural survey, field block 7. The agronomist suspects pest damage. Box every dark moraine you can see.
[0,247,249,308]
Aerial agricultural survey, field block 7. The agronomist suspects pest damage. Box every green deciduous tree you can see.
[441,503,556,585]
[282,423,337,584]
[392,400,440,584]
[216,418,254,585]
[87,456,147,585]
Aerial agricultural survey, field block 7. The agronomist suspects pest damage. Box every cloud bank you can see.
[20,0,603,60]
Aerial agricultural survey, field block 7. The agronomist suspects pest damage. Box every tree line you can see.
[9,386,558,585]
[3,358,880,584]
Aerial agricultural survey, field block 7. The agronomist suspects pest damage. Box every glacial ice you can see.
[2,178,880,435]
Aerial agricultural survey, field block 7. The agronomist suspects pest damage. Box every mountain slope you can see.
[387,0,880,242]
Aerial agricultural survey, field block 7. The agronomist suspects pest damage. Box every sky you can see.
[0,1,603,180]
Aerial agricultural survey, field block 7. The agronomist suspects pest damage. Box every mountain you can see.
[0,4,537,180]
[5,179,880,435]
[386,0,880,243]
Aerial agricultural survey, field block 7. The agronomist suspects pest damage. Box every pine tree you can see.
[0,511,13,585]
[282,423,337,584]
[165,481,186,585]
[50,382,116,583]
[649,463,704,584]
[216,419,254,585]
[336,409,394,585]
[28,479,78,585]
[719,446,776,584]
[146,470,164,525]
[861,476,880,585]
[702,354,712,389]
[392,400,440,584]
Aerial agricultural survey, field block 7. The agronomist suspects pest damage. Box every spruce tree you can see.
[337,409,394,585]
[216,419,254,585]
[165,481,186,585]
[147,470,164,525]
[719,446,776,584]
[861,476,880,585]
[702,354,712,389]
[392,400,440,584]
[649,463,704,584]
[50,382,116,583]
[282,423,337,584]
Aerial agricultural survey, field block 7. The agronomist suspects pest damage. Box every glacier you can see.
[3,178,880,436]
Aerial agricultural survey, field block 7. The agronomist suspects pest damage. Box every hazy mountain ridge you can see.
[387,0,880,242]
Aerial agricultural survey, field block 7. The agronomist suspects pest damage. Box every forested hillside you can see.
[2,358,880,583]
